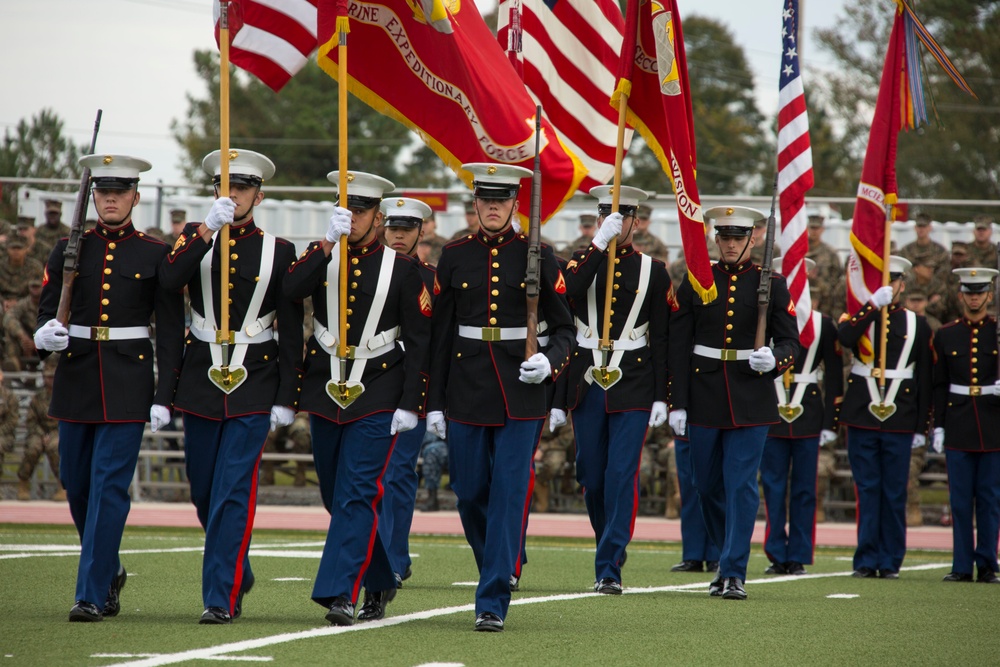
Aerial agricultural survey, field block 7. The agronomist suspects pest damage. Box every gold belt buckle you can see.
[970,386,981,397]
[91,326,110,341]
[481,327,501,342]
[215,331,235,345]
[336,345,357,360]
[720,349,738,362]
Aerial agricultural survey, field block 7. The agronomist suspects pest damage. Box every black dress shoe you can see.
[722,577,747,600]
[402,565,412,581]
[69,601,103,623]
[785,562,807,576]
[942,572,973,582]
[199,607,232,625]
[357,587,397,621]
[671,560,704,573]
[325,597,355,626]
[594,578,623,595]
[474,611,504,632]
[233,572,255,620]
[852,567,877,578]
[103,566,127,617]
[878,570,899,579]
[708,574,724,597]
[977,570,1000,584]
[705,561,719,573]
[509,575,520,592]
[765,562,787,575]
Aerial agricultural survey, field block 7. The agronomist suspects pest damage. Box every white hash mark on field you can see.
[451,581,479,586]
[827,594,860,599]
[415,663,465,666]
[105,563,951,667]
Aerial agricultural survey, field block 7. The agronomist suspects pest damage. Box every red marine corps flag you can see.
[613,0,715,304]
[845,0,975,362]
[315,0,586,222]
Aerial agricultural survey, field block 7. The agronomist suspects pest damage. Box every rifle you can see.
[996,241,999,380]
[56,109,102,325]
[754,172,779,350]
[524,105,542,359]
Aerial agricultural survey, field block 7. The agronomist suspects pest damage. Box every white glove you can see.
[149,404,171,433]
[427,411,447,440]
[269,405,295,432]
[932,427,944,454]
[33,318,69,352]
[869,285,894,309]
[668,409,687,437]
[205,197,236,232]
[390,409,418,435]
[519,353,552,384]
[911,433,926,449]
[326,206,352,243]
[592,212,623,251]
[549,408,567,432]
[819,429,838,447]
[649,401,668,428]
[749,347,776,373]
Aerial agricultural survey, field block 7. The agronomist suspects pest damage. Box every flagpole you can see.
[336,9,350,397]
[218,0,233,385]
[876,206,893,404]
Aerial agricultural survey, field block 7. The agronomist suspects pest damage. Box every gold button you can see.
[353,269,361,277]
[67,352,72,358]
[490,317,497,325]
[347,309,353,315]
[102,283,110,290]
[104,268,112,275]
[615,272,621,278]
[228,299,233,305]
[613,284,620,290]
[108,243,116,250]
[491,249,499,256]
[492,276,499,283]
[138,354,144,360]
[609,310,615,316]
[382,363,387,369]
[490,303,498,311]
[230,267,236,274]
[100,314,109,322]
[457,352,462,358]
[731,275,737,282]
[106,254,114,261]
[310,349,316,355]
[972,357,978,363]
[492,289,499,296]
[520,282,525,288]
[263,355,269,361]
[636,358,642,362]
[726,324,733,330]
[254,276,260,282]
[135,273,141,278]
[972,347,978,353]
[612,297,617,303]
[728,297,735,304]
[351,282,358,289]
[228,283,234,289]
[727,310,734,316]
[972,337,978,343]
[349,295,355,302]
[462,282,468,288]
[493,262,500,268]
[323,281,328,287]
[729,285,736,292]
[352,258,359,265]
[346,323,351,329]
[101,298,109,306]
[726,337,732,343]
[614,258,620,264]
[231,253,238,260]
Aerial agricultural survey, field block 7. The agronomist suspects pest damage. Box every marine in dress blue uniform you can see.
[427,163,574,632]
[375,196,436,589]
[284,173,430,626]
[760,257,843,575]
[562,185,671,594]
[160,149,303,623]
[34,155,184,622]
[667,205,799,600]
[837,255,933,579]
[932,268,1000,584]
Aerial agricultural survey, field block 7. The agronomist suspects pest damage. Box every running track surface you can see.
[0,501,952,551]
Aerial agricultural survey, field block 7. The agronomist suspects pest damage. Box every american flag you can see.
[497,0,631,191]
[214,0,319,93]
[776,0,815,347]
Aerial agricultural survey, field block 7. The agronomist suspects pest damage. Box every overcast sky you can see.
[1,0,848,185]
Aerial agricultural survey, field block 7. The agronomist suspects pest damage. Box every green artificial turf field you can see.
[1,524,996,666]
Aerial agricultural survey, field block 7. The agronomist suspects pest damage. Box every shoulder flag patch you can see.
[554,271,566,294]
[419,284,433,317]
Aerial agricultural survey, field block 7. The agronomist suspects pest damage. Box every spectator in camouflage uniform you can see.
[2,278,42,371]
[17,361,65,501]
[0,368,20,488]
[630,204,670,263]
[967,215,996,269]
[420,212,448,265]
[638,424,679,519]
[905,257,950,324]
[260,411,311,487]
[418,430,448,511]
[806,214,844,320]
[0,237,44,308]
[668,224,720,287]
[749,216,781,266]
[899,213,949,280]
[449,200,480,241]
[164,209,187,247]
[533,417,575,512]
[558,214,597,260]
[35,200,71,259]
[905,286,942,332]
[17,219,49,266]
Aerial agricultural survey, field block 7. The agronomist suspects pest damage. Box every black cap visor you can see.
[92,177,138,191]
[214,174,263,187]
[715,225,753,238]
[473,183,519,200]
[960,282,993,293]
[345,195,381,210]
[384,216,422,229]
[597,204,637,217]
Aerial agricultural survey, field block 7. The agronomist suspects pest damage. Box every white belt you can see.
[949,383,999,396]
[190,324,274,345]
[576,330,647,351]
[68,325,150,341]
[313,320,399,359]
[458,324,549,345]
[693,344,753,361]
[789,372,818,384]
[851,361,913,380]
